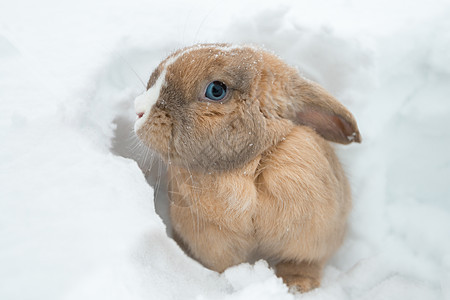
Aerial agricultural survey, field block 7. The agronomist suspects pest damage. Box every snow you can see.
[1,0,449,299]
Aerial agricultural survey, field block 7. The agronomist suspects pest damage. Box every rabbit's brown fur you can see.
[134,44,360,292]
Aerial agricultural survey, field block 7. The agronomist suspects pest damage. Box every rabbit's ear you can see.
[287,78,361,144]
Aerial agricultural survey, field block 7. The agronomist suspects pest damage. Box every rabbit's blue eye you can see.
[205,81,227,101]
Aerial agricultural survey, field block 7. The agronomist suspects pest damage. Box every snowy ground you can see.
[1,0,450,299]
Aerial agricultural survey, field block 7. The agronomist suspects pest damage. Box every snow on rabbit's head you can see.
[134,43,361,172]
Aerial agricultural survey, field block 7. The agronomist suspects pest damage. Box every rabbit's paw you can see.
[283,275,320,293]
[276,260,322,293]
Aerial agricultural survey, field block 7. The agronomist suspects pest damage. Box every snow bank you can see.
[1,0,449,299]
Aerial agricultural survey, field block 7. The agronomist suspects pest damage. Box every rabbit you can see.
[134,44,361,292]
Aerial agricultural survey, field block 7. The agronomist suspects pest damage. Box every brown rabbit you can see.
[134,44,361,292]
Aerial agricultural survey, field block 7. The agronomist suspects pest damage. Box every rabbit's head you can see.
[134,44,360,172]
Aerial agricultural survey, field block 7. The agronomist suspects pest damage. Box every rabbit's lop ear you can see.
[288,77,362,144]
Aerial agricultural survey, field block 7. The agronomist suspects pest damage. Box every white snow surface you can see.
[1,0,450,299]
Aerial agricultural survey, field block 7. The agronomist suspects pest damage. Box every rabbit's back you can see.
[254,125,351,262]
